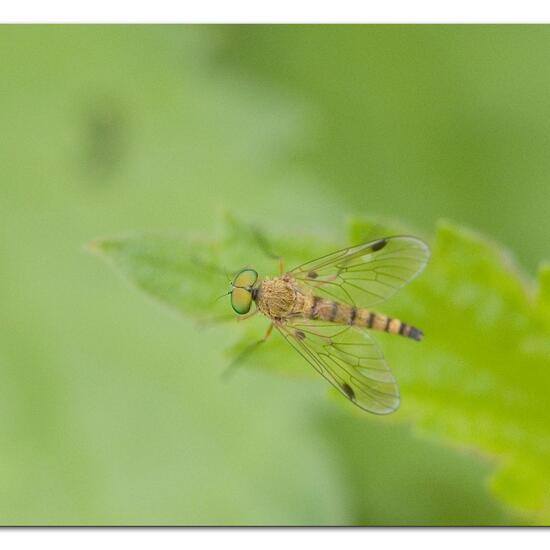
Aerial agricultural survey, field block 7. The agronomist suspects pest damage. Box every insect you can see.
[229,236,430,415]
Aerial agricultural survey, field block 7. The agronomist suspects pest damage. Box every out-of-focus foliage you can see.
[215,25,550,274]
[93,215,550,522]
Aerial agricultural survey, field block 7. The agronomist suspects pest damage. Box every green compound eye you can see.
[232,269,258,288]
[230,269,258,315]
[231,287,253,314]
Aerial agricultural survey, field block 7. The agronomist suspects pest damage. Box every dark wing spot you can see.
[341,383,355,400]
[307,271,318,279]
[371,239,387,251]
[295,330,306,341]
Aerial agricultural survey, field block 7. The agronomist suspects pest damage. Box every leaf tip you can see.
[85,238,112,257]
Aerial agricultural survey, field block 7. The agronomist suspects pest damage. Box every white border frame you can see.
[2,0,550,23]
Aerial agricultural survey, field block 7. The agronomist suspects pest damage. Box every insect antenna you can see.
[214,290,231,304]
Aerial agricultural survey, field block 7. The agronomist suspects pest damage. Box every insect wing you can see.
[276,320,400,414]
[289,236,430,307]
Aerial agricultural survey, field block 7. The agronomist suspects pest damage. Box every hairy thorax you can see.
[256,276,300,320]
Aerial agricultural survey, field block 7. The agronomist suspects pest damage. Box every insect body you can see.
[229,236,430,415]
[254,275,423,341]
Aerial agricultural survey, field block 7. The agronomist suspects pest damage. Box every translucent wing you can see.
[289,236,430,307]
[276,319,400,414]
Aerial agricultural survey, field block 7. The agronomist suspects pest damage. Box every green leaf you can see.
[88,232,229,322]
[90,215,550,523]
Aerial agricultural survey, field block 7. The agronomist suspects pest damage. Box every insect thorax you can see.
[256,277,299,320]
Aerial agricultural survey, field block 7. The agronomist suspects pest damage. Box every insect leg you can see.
[236,308,259,322]
[263,322,274,340]
[222,322,274,379]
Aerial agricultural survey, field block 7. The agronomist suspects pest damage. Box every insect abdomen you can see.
[306,296,423,341]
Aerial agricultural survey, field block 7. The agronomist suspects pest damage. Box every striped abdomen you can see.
[302,295,423,341]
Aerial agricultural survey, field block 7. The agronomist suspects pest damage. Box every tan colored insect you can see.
[229,236,430,415]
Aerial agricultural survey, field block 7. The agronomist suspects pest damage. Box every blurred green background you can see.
[1,25,549,525]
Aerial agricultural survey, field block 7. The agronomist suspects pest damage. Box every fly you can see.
[228,236,430,415]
